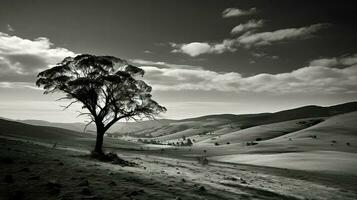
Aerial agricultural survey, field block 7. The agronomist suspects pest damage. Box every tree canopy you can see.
[36,54,166,153]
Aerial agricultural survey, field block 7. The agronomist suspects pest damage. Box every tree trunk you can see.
[94,124,105,154]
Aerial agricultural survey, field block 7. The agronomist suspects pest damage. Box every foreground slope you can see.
[1,137,357,200]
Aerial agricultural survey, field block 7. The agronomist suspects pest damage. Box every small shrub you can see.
[197,157,209,165]
[226,142,230,145]
[224,176,238,181]
[255,138,262,141]
[214,142,219,146]
[186,138,193,146]
[198,186,206,192]
[246,141,258,146]
[332,140,337,143]
[346,142,350,146]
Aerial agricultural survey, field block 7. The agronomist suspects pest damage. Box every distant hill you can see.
[5,101,357,142]
[182,101,357,125]
[0,118,137,149]
[0,118,90,142]
[17,119,174,136]
[18,120,97,134]
[117,101,357,142]
[2,104,356,178]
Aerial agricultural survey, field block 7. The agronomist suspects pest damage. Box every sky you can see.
[1,0,357,122]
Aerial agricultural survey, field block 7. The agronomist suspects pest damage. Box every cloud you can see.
[222,7,257,18]
[252,52,266,57]
[138,57,357,94]
[0,81,40,90]
[170,40,236,57]
[175,42,212,57]
[309,54,357,67]
[129,59,203,70]
[7,24,14,32]
[237,23,330,47]
[309,58,338,67]
[252,52,279,59]
[231,20,264,34]
[171,24,330,56]
[130,59,166,66]
[0,32,75,83]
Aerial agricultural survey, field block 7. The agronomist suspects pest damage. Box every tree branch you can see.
[60,100,79,110]
[83,119,94,133]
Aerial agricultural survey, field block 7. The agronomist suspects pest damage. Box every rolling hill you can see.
[209,111,357,174]
[127,101,357,144]
[1,101,357,175]
[10,101,357,145]
[0,118,138,150]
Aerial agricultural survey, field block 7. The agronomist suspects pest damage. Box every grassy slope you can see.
[197,118,324,145]
[1,137,356,200]
[16,102,357,142]
[208,112,357,174]
[0,119,139,151]
[248,111,357,153]
[128,101,357,142]
[2,101,357,175]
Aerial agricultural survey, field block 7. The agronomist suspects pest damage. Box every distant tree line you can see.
[137,138,193,146]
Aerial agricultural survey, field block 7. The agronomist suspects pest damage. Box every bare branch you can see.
[83,119,94,134]
[76,111,92,118]
[56,96,71,101]
[60,100,79,110]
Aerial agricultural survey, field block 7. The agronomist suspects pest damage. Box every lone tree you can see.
[36,54,166,154]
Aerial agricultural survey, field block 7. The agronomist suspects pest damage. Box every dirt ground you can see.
[1,138,357,200]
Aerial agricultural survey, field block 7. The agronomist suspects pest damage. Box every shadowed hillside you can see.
[0,119,138,150]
